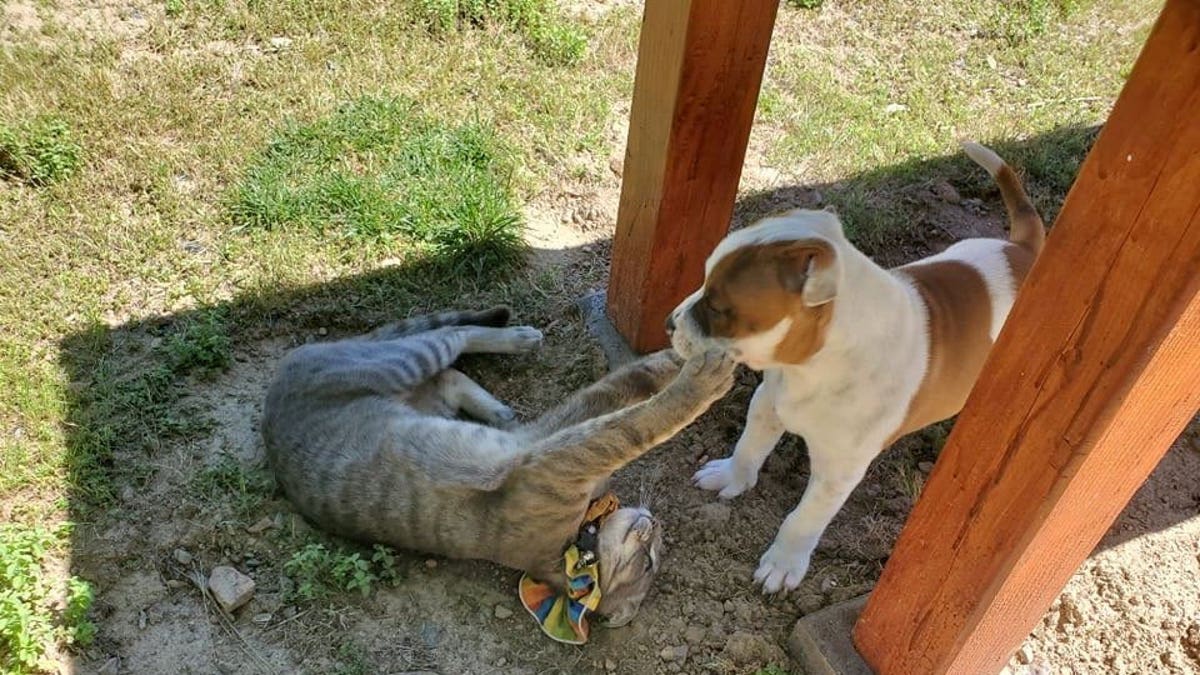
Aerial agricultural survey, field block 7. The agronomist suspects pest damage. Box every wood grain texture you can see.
[607,0,780,353]
[853,2,1200,673]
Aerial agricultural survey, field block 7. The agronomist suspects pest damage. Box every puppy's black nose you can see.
[664,313,676,336]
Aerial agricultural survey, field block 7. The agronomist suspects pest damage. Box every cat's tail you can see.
[363,306,511,340]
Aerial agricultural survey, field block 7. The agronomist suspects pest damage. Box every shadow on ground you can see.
[54,123,1199,673]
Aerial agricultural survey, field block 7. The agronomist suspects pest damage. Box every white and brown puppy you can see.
[666,142,1045,594]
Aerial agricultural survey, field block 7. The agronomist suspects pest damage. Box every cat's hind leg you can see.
[360,306,511,341]
[435,369,519,429]
[458,325,544,355]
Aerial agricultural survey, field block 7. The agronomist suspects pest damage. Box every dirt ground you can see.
[66,158,1200,675]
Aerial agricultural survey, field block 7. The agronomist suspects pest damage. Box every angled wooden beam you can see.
[853,1,1200,672]
[607,0,780,353]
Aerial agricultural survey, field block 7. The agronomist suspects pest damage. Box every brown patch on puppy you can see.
[698,240,835,364]
[892,260,994,442]
[1002,242,1036,285]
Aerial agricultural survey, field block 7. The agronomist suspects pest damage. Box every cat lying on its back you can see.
[262,307,734,626]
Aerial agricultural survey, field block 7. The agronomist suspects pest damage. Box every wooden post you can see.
[853,1,1200,673]
[607,0,780,353]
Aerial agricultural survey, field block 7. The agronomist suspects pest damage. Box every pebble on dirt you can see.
[493,604,513,620]
[173,548,193,565]
[207,566,256,613]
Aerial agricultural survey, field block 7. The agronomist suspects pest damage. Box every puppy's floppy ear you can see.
[776,239,841,307]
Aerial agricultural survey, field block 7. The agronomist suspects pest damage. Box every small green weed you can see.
[164,0,184,17]
[63,313,232,513]
[333,642,371,675]
[231,96,526,273]
[190,457,273,516]
[283,542,403,601]
[786,0,824,9]
[0,116,82,186]
[0,524,95,674]
[414,0,587,65]
[164,309,231,378]
[755,665,792,675]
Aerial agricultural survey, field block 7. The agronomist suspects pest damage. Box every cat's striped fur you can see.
[262,307,734,626]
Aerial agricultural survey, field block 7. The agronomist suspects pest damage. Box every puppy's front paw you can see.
[692,458,757,499]
[504,326,544,353]
[753,541,812,594]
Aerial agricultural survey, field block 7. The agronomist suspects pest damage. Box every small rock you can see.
[697,502,731,527]
[207,566,256,613]
[268,36,293,50]
[97,656,120,675]
[166,579,187,590]
[797,593,824,615]
[820,577,838,593]
[138,609,147,630]
[282,605,298,619]
[247,516,275,534]
[918,461,935,474]
[659,645,688,662]
[494,604,513,620]
[495,657,507,667]
[604,658,617,671]
[884,103,908,114]
[986,54,998,70]
[722,599,735,614]
[173,549,193,565]
[931,181,961,204]
[684,625,707,645]
[609,156,624,177]
[723,631,785,667]
[1016,645,1034,664]
[425,559,438,569]
[317,327,328,336]
[253,612,273,625]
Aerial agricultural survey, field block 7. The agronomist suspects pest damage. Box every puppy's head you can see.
[667,210,844,370]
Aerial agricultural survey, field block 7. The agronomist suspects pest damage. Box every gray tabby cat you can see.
[262,307,734,626]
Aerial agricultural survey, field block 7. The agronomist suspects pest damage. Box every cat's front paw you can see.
[692,457,757,499]
[753,540,813,594]
[630,349,685,390]
[676,350,736,402]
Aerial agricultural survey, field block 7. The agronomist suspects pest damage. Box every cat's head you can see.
[593,506,663,627]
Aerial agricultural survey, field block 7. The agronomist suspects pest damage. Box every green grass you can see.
[413,0,588,65]
[231,96,526,272]
[764,0,1157,244]
[282,541,403,602]
[0,116,82,187]
[0,525,95,674]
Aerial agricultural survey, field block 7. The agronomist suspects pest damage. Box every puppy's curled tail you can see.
[962,141,1045,254]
